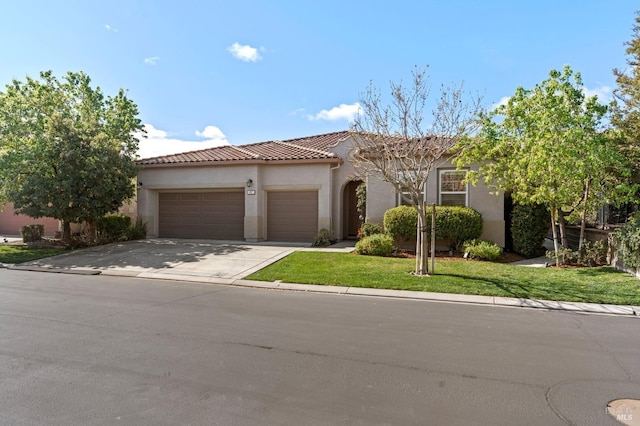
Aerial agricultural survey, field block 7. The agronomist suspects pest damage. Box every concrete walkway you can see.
[2,238,638,317]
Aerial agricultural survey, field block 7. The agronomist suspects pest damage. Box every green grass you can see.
[0,246,67,264]
[246,252,640,305]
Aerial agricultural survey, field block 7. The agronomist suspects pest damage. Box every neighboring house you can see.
[0,202,60,237]
[136,131,506,246]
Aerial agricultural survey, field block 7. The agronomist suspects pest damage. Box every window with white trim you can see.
[439,170,468,206]
[397,190,425,206]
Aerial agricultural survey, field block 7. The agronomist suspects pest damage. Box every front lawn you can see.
[246,252,640,305]
[0,246,67,264]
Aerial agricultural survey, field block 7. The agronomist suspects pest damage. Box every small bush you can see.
[125,218,148,241]
[545,240,608,267]
[614,214,640,269]
[576,240,608,266]
[96,215,131,243]
[312,228,335,247]
[383,206,418,246]
[463,239,502,261]
[355,234,394,256]
[20,224,45,243]
[511,202,549,258]
[357,222,384,239]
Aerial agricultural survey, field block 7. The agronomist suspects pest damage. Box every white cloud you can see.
[104,24,118,32]
[137,123,229,159]
[227,42,263,62]
[144,56,160,65]
[308,103,362,122]
[490,96,510,111]
[195,125,226,140]
[583,85,613,103]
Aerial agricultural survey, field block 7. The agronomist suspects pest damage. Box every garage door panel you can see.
[267,191,318,242]
[159,192,244,240]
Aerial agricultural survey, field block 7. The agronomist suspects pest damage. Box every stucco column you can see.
[318,166,332,233]
[137,187,158,237]
[244,166,263,241]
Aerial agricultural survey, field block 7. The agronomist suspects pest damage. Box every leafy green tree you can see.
[456,66,630,265]
[0,71,144,241]
[612,11,640,193]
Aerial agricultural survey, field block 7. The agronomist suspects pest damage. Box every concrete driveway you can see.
[18,239,313,284]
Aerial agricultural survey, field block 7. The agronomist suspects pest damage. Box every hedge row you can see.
[383,205,483,250]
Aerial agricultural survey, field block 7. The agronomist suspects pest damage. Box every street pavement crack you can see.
[570,316,633,382]
[545,381,576,425]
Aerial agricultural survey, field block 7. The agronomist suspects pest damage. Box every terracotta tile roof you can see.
[137,130,351,166]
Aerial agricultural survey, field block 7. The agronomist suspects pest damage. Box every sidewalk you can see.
[98,240,639,317]
[3,238,638,317]
[228,279,639,317]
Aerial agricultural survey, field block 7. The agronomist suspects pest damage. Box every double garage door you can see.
[158,190,318,242]
[159,192,245,240]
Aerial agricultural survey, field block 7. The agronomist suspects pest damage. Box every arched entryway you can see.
[342,180,363,239]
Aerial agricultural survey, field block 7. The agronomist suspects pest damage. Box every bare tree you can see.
[350,66,482,275]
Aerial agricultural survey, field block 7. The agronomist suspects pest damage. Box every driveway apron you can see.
[18,239,300,283]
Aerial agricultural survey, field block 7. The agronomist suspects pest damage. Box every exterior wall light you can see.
[247,179,253,188]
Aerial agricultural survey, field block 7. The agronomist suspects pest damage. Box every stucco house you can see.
[136,131,505,246]
[0,202,59,237]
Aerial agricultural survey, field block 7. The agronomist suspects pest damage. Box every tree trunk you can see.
[415,205,429,275]
[578,180,590,250]
[558,209,568,248]
[421,207,428,274]
[550,208,560,267]
[86,220,96,243]
[430,203,436,274]
[415,213,421,274]
[62,220,71,243]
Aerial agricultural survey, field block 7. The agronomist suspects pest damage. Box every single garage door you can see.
[267,191,318,242]
[0,203,59,236]
[159,191,245,240]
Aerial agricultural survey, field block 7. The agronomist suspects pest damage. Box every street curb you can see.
[5,262,638,317]
[228,279,639,317]
[7,264,101,275]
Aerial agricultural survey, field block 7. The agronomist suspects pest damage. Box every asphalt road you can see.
[1,269,639,426]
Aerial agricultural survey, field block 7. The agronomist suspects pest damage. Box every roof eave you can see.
[138,157,343,169]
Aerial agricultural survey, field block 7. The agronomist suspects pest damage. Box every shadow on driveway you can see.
[20,238,303,280]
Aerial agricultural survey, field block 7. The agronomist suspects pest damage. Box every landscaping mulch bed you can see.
[392,250,526,264]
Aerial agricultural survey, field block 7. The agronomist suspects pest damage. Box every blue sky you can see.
[1,1,637,158]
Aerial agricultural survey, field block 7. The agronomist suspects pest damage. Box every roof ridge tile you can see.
[274,140,336,157]
[230,144,261,159]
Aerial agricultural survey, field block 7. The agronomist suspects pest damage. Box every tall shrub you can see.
[383,206,417,247]
[614,213,640,269]
[383,205,483,250]
[96,215,131,242]
[437,206,483,250]
[511,203,550,258]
